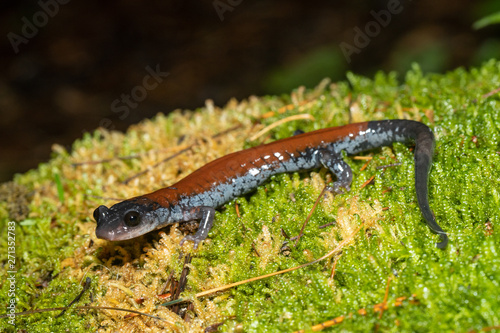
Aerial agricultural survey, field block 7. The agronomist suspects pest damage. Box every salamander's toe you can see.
[179,235,201,249]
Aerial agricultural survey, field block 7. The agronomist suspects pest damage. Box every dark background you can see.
[1,0,500,182]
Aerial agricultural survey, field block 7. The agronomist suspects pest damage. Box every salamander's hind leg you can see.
[179,206,216,249]
[294,149,354,246]
[317,149,353,194]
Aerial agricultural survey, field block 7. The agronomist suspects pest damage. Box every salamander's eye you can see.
[124,211,141,227]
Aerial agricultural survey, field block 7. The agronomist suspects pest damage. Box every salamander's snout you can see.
[93,205,110,225]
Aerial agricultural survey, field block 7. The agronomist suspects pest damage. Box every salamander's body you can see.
[94,120,448,248]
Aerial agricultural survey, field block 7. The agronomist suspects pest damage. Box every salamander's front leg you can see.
[179,206,216,249]
[318,149,353,194]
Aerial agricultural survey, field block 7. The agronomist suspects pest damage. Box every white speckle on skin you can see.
[249,168,260,176]
[274,152,284,160]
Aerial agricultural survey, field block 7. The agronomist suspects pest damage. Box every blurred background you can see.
[1,0,500,182]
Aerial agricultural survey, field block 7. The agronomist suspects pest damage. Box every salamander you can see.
[94,119,448,249]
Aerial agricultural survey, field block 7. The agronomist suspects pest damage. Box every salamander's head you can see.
[94,197,162,241]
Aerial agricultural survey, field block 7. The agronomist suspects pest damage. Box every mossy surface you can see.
[1,60,500,332]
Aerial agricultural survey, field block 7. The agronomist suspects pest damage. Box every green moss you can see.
[1,60,500,332]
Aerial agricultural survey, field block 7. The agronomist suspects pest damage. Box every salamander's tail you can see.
[367,120,449,249]
[410,121,448,248]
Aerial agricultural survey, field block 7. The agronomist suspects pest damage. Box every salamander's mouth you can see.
[95,226,114,240]
[95,218,154,241]
[95,224,135,241]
